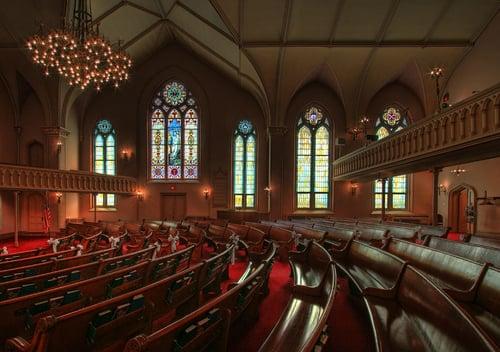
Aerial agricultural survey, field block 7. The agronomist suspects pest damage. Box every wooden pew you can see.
[363,265,497,352]
[332,239,406,292]
[5,247,232,352]
[424,236,500,268]
[383,238,485,293]
[0,247,195,348]
[123,249,275,352]
[313,224,355,250]
[227,223,265,253]
[0,248,78,271]
[455,265,500,348]
[259,244,336,352]
[0,247,51,263]
[245,222,293,261]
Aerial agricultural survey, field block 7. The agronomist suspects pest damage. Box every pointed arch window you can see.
[374,106,409,210]
[233,120,256,209]
[94,119,116,208]
[296,106,331,209]
[150,81,199,180]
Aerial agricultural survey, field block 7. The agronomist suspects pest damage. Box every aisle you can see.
[0,237,49,253]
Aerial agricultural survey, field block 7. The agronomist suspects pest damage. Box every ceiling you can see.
[0,0,498,125]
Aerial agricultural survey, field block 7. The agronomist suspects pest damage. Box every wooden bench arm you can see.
[292,283,323,296]
[329,238,353,259]
[5,337,30,352]
[445,263,490,302]
[362,286,397,300]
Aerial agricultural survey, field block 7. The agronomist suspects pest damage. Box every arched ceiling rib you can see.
[0,0,498,126]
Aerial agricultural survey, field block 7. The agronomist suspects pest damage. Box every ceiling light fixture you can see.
[27,0,132,91]
[450,166,466,176]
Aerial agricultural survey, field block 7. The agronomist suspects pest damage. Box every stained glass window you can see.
[150,81,199,180]
[233,120,256,209]
[373,106,409,210]
[94,120,116,208]
[296,106,331,209]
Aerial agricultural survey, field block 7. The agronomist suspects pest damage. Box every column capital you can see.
[268,126,288,136]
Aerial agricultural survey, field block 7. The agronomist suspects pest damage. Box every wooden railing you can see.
[0,164,138,194]
[333,84,500,181]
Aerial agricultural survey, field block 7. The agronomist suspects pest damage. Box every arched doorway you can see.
[448,184,476,234]
[28,141,44,167]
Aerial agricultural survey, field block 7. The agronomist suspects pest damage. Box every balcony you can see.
[0,164,138,194]
[333,84,500,181]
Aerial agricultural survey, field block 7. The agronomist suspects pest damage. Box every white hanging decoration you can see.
[292,231,302,247]
[168,233,179,253]
[76,244,84,256]
[0,247,8,255]
[109,236,120,249]
[47,238,60,253]
[152,241,162,260]
[228,234,240,264]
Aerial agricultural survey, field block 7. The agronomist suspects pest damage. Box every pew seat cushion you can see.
[342,264,394,291]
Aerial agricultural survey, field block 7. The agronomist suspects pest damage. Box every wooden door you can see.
[28,141,44,167]
[457,189,468,233]
[28,193,45,232]
[161,194,187,221]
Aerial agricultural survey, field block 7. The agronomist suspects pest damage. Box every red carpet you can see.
[447,232,462,241]
[0,237,49,253]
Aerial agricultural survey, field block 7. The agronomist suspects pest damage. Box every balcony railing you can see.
[333,84,500,181]
[0,164,138,194]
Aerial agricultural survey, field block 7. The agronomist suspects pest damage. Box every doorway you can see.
[448,184,476,234]
[28,141,44,167]
[27,193,45,232]
[161,193,187,221]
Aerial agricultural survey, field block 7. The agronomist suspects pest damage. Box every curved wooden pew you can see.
[259,242,336,352]
[245,222,293,261]
[383,238,486,292]
[0,248,78,271]
[424,236,500,268]
[227,223,266,253]
[0,247,51,263]
[363,265,497,352]
[123,245,277,352]
[5,246,233,352]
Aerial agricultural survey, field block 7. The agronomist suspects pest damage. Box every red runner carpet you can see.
[0,237,49,253]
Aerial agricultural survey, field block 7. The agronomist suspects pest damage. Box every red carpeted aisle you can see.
[0,237,49,253]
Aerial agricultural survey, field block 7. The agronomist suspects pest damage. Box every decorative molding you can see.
[0,164,137,194]
[41,126,71,138]
[333,84,500,181]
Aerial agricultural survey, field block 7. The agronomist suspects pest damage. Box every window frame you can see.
[148,80,200,182]
[232,120,257,210]
[372,105,410,211]
[294,106,332,211]
[93,119,117,209]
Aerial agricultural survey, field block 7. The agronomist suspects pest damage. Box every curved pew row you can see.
[5,246,233,352]
[259,241,336,352]
[123,244,277,352]
[0,247,52,263]
[244,222,293,261]
[424,236,500,268]
[0,247,115,283]
[383,238,500,348]
[332,239,497,352]
[0,246,194,347]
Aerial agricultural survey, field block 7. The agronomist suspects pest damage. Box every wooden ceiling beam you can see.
[242,40,473,48]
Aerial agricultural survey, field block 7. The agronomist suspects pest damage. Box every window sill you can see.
[371,210,412,215]
[147,179,200,184]
[89,207,118,212]
[292,210,334,215]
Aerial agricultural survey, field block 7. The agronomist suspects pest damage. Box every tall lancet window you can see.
[233,120,256,209]
[94,119,116,207]
[150,81,199,180]
[296,106,331,209]
[374,106,409,210]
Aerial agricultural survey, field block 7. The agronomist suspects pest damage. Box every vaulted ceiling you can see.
[0,0,498,125]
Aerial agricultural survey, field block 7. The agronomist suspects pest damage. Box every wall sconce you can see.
[56,140,63,154]
[55,192,63,203]
[136,190,144,201]
[438,184,447,195]
[359,116,370,134]
[347,127,362,141]
[203,188,210,200]
[350,182,358,196]
[121,149,131,161]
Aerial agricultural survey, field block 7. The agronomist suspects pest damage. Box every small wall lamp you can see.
[438,184,447,195]
[203,188,210,200]
[55,192,63,203]
[121,149,131,161]
[136,190,144,201]
[56,140,63,154]
[350,182,358,196]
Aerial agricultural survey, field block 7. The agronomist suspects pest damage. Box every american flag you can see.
[42,202,52,234]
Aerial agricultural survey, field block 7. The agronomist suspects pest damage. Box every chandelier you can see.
[26,0,132,91]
